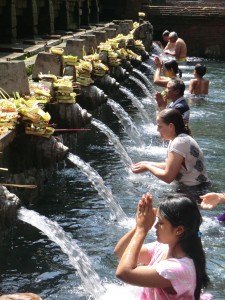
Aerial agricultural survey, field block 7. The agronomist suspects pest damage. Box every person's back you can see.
[175,37,187,60]
[189,64,209,95]
[168,133,209,186]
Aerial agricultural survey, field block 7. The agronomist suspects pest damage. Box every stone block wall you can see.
[0,0,101,42]
[143,3,225,59]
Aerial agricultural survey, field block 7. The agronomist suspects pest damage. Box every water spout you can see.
[17,207,106,299]
[66,152,127,221]
[141,62,155,74]
[119,86,151,122]
[132,68,154,91]
[152,42,171,61]
[106,99,144,146]
[91,118,133,168]
[128,76,153,100]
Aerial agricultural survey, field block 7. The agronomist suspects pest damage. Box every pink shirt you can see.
[140,242,196,300]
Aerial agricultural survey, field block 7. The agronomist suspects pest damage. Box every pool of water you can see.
[0,56,225,299]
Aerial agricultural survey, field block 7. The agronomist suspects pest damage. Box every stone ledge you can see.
[0,131,16,152]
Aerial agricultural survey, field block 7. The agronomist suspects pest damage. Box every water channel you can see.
[0,54,225,299]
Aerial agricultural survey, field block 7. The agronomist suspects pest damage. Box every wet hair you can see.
[195,63,207,77]
[159,196,210,300]
[158,108,191,136]
[162,30,170,37]
[168,78,185,96]
[164,60,182,78]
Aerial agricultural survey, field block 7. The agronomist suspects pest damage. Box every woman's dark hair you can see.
[159,196,210,299]
[195,63,207,77]
[162,30,170,37]
[158,108,191,136]
[164,60,182,78]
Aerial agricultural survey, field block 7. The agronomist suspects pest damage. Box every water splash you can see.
[128,76,153,100]
[17,207,106,299]
[101,283,142,300]
[91,118,133,168]
[107,98,144,145]
[67,152,127,221]
[152,42,171,60]
[119,86,151,122]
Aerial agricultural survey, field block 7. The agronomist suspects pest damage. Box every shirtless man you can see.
[189,64,209,95]
[164,32,187,61]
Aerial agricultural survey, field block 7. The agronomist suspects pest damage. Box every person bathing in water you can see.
[153,57,182,88]
[154,78,190,124]
[131,109,210,188]
[189,64,209,95]
[162,30,175,52]
[115,193,211,299]
[164,32,187,61]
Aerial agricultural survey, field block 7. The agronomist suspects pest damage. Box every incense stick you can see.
[0,183,37,188]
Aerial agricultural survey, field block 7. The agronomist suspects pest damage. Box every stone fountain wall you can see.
[0,0,101,42]
[0,0,225,58]
[0,19,153,231]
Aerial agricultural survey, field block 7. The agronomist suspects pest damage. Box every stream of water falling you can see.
[17,207,106,300]
[106,98,144,145]
[66,152,127,221]
[91,118,133,168]
[141,62,154,73]
[132,68,153,90]
[128,76,153,99]
[119,86,151,122]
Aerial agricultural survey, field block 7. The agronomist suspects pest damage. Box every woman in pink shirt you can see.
[115,193,210,299]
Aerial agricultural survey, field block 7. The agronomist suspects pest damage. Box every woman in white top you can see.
[131,108,210,187]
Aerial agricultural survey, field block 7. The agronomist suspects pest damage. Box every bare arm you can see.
[131,152,183,184]
[164,42,170,51]
[114,196,154,265]
[164,48,175,56]
[164,42,175,52]
[153,57,169,88]
[204,79,209,94]
[189,79,195,94]
[131,161,166,174]
[200,192,225,209]
[116,194,172,289]
[174,42,182,59]
[153,70,170,87]
[146,152,183,183]
[115,227,151,264]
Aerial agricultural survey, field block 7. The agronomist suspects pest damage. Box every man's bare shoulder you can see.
[178,38,185,43]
